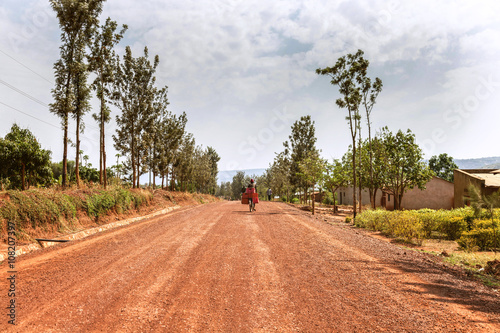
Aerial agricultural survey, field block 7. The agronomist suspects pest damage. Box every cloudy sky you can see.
[1,0,499,175]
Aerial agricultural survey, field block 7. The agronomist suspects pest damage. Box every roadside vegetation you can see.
[353,207,500,250]
[0,187,218,243]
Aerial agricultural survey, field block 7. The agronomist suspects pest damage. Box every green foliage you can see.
[439,216,468,240]
[50,0,105,187]
[377,127,434,210]
[458,219,500,251]
[231,171,247,200]
[112,46,159,188]
[79,165,100,183]
[428,153,458,182]
[0,190,81,240]
[322,191,336,205]
[88,17,128,187]
[291,198,300,204]
[85,191,115,218]
[0,124,53,190]
[354,207,478,245]
[316,50,373,218]
[283,115,318,190]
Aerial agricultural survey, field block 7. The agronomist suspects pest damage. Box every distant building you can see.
[454,169,500,207]
[337,176,455,210]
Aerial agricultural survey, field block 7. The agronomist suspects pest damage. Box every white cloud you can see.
[1,0,499,171]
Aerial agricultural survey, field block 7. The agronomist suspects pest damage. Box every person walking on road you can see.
[267,188,272,201]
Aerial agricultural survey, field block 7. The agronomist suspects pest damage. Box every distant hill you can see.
[218,168,266,184]
[454,156,500,169]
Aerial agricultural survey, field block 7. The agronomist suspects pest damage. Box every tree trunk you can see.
[358,182,362,213]
[312,186,315,215]
[103,124,107,189]
[62,113,68,188]
[101,92,107,189]
[75,114,81,188]
[99,101,103,186]
[21,163,26,191]
[352,143,357,218]
[136,155,140,188]
[369,188,374,209]
[131,131,136,188]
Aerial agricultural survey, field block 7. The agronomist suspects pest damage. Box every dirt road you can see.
[1,202,499,332]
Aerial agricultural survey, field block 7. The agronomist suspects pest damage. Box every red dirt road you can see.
[1,202,499,332]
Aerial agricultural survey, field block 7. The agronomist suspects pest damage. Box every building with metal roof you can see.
[454,169,500,207]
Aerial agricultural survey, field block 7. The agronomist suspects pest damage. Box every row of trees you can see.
[47,0,219,192]
[259,114,455,214]
[254,49,451,215]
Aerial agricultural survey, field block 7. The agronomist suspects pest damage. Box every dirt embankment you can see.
[0,188,220,245]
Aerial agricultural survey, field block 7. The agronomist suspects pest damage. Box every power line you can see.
[0,77,108,134]
[0,48,54,85]
[0,101,59,130]
[0,78,49,108]
[0,101,101,144]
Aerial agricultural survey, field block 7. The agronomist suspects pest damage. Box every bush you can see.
[354,209,389,231]
[389,211,424,244]
[439,216,468,240]
[322,192,336,205]
[458,226,500,251]
[291,197,299,204]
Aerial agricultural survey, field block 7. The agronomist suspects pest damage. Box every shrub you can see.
[322,192,336,206]
[439,216,468,240]
[389,211,424,244]
[458,226,500,251]
[291,198,299,204]
[354,209,389,231]
[85,191,116,219]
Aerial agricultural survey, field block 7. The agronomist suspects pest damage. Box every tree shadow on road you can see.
[391,257,500,319]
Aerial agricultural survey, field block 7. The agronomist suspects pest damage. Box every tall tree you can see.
[297,151,326,215]
[231,171,246,200]
[72,48,91,188]
[206,146,221,195]
[283,115,318,203]
[157,112,187,189]
[379,127,434,210]
[89,17,127,188]
[49,0,104,188]
[428,153,458,182]
[113,46,159,188]
[322,158,349,213]
[173,133,195,191]
[361,76,383,208]
[267,151,291,202]
[316,49,369,218]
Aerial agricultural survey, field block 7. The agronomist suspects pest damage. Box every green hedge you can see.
[458,219,500,251]
[353,207,493,245]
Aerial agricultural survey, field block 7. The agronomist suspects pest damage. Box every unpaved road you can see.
[1,202,499,332]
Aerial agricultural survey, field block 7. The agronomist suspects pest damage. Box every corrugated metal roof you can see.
[471,172,500,187]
